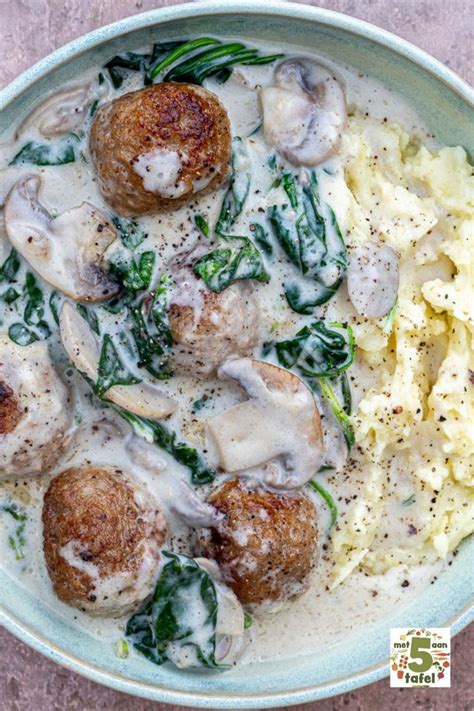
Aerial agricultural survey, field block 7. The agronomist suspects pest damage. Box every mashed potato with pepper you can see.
[329,114,474,585]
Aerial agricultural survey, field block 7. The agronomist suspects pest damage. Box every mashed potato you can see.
[330,114,474,585]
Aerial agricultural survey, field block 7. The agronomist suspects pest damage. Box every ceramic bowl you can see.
[0,2,472,706]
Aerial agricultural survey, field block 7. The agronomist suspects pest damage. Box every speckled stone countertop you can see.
[0,0,472,709]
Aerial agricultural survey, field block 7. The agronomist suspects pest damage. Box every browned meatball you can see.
[201,478,318,604]
[0,382,21,434]
[42,466,166,617]
[89,82,231,216]
[168,270,260,378]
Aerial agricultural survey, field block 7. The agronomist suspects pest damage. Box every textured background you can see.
[0,0,472,709]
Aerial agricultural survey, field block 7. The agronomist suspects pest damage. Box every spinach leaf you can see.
[269,321,355,449]
[112,216,147,250]
[194,237,269,293]
[308,480,338,529]
[128,274,173,380]
[48,291,62,325]
[274,321,355,378]
[268,172,348,314]
[215,137,251,234]
[118,409,215,485]
[2,287,20,304]
[109,250,156,293]
[8,273,51,346]
[96,334,141,396]
[251,223,273,255]
[194,214,210,238]
[126,552,222,669]
[9,135,78,166]
[0,249,20,282]
[2,503,27,561]
[76,304,100,335]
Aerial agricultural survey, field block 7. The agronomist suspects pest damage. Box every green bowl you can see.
[0,2,472,706]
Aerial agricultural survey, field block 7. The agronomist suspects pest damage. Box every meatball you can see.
[42,466,166,617]
[169,278,260,378]
[200,478,318,604]
[89,82,231,216]
[0,337,71,480]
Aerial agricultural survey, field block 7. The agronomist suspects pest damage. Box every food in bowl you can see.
[0,34,472,671]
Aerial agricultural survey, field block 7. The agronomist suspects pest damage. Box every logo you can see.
[390,628,451,687]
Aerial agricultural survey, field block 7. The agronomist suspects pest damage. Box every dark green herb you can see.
[315,378,355,449]
[194,214,210,238]
[0,249,20,282]
[192,395,209,412]
[268,172,348,314]
[96,334,141,396]
[9,135,78,166]
[48,291,62,325]
[215,137,251,234]
[194,237,269,293]
[109,250,156,293]
[251,223,273,255]
[8,323,38,346]
[126,551,223,669]
[244,612,253,629]
[76,304,100,336]
[8,273,51,346]
[402,494,416,507]
[112,217,147,250]
[118,409,215,485]
[308,480,338,529]
[2,504,27,560]
[273,321,355,378]
[2,287,20,304]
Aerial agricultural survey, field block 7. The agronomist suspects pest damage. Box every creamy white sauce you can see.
[0,36,449,667]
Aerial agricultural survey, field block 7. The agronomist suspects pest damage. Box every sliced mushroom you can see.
[169,479,224,528]
[260,58,346,166]
[207,357,324,488]
[15,80,107,139]
[4,175,120,302]
[347,239,399,318]
[59,301,176,419]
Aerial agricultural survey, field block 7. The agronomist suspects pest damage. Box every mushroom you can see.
[347,239,399,318]
[169,479,224,528]
[15,80,107,139]
[260,58,346,166]
[4,175,120,303]
[206,357,324,489]
[59,301,176,419]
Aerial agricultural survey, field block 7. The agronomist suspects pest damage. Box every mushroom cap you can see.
[0,336,72,480]
[260,58,346,167]
[59,301,177,419]
[89,82,231,216]
[200,477,318,604]
[347,239,399,318]
[42,465,166,616]
[207,357,324,488]
[4,175,120,303]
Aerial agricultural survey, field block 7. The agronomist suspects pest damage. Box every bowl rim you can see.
[0,1,473,706]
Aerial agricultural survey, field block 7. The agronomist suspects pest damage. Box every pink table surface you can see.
[0,1,472,709]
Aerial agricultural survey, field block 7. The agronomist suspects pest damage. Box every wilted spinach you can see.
[118,410,215,485]
[215,137,251,234]
[268,171,348,314]
[112,216,147,250]
[269,321,355,449]
[126,552,222,669]
[1,503,27,561]
[8,272,52,346]
[0,249,20,283]
[194,236,269,292]
[95,334,141,397]
[9,135,79,166]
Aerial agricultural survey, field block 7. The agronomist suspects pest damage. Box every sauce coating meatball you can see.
[89,82,231,216]
[42,466,166,617]
[169,279,260,378]
[0,337,71,480]
[201,478,318,604]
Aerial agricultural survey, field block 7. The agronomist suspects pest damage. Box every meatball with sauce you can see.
[89,82,231,216]
[200,478,318,605]
[0,337,71,480]
[42,466,166,617]
[168,274,260,378]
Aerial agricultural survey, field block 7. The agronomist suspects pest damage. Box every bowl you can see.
[0,1,473,706]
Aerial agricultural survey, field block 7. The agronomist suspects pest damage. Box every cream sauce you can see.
[0,35,448,667]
